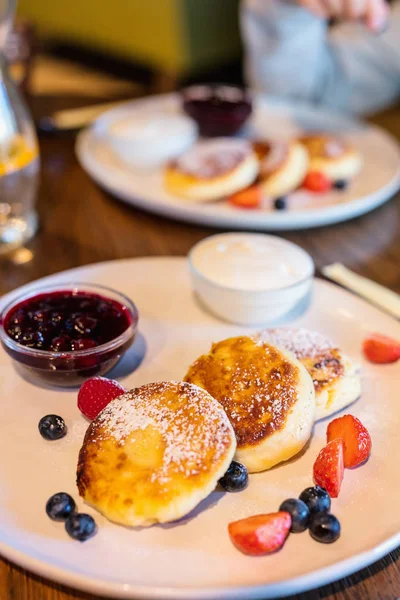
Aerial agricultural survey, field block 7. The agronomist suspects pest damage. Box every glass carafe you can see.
[0,0,39,254]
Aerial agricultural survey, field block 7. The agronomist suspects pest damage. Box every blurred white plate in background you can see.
[76,94,400,230]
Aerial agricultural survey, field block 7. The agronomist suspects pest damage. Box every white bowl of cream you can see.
[188,233,314,325]
[106,111,198,170]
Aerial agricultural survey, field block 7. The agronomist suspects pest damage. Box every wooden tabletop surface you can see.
[0,94,399,600]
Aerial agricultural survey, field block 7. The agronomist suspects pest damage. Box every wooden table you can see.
[0,95,399,600]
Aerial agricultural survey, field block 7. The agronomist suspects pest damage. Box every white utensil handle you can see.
[322,263,400,319]
[52,101,123,129]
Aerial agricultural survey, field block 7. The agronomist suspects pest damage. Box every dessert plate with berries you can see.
[0,256,399,599]
[76,93,400,231]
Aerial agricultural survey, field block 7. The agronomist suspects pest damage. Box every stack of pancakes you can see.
[164,133,362,202]
[77,328,360,527]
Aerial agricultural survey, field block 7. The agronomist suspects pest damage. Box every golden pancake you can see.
[77,381,236,527]
[185,336,315,473]
[299,134,362,180]
[164,138,259,202]
[255,328,361,420]
[254,139,308,198]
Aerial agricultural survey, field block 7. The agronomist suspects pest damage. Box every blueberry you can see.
[73,315,98,335]
[18,329,36,347]
[299,486,331,514]
[33,309,51,323]
[46,492,76,521]
[38,414,67,441]
[8,325,23,341]
[279,498,310,533]
[65,513,97,541]
[219,461,248,492]
[65,314,79,334]
[17,330,45,349]
[37,322,56,340]
[333,179,348,190]
[50,311,64,327]
[32,331,45,349]
[274,197,287,210]
[309,512,340,543]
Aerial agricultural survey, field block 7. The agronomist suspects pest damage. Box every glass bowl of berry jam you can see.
[181,85,252,137]
[0,282,138,387]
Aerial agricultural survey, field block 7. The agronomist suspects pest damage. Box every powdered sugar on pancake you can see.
[94,381,234,481]
[174,139,251,179]
[255,328,336,359]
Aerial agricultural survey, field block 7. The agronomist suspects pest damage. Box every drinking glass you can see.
[0,0,39,254]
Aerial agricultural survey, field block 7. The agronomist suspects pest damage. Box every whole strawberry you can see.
[78,377,126,420]
[313,438,344,498]
[363,333,400,364]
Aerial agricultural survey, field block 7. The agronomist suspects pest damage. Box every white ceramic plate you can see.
[0,257,399,599]
[76,94,400,230]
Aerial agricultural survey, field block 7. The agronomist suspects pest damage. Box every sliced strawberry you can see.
[228,512,291,556]
[228,185,262,209]
[327,414,372,468]
[362,333,400,364]
[78,376,126,420]
[303,171,332,193]
[313,438,344,498]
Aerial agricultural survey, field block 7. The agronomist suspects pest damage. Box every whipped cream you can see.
[190,233,313,292]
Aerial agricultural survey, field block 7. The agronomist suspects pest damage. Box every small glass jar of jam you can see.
[0,282,139,386]
[182,85,252,137]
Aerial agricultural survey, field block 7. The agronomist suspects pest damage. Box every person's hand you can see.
[297,0,389,32]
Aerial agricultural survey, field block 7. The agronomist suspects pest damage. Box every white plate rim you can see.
[1,526,399,599]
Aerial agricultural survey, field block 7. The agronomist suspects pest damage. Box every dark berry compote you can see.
[182,85,252,137]
[5,291,130,350]
[0,284,138,386]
